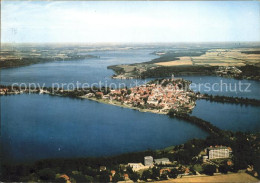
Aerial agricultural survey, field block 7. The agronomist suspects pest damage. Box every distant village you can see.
[215,66,242,77]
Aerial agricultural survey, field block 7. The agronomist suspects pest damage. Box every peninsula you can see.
[0,78,196,115]
[108,46,260,80]
[0,44,99,68]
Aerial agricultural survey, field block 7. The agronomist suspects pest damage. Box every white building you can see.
[128,163,146,172]
[207,146,230,159]
[202,156,208,162]
[144,156,153,166]
[154,158,171,165]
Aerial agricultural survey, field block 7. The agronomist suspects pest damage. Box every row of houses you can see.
[0,88,8,95]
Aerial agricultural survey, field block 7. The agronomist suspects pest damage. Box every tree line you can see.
[201,93,260,106]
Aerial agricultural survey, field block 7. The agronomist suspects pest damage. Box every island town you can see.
[0,78,196,114]
[84,78,196,114]
[1,77,259,114]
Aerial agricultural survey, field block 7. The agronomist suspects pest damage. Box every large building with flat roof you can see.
[207,146,230,159]
[154,158,171,165]
[144,156,153,166]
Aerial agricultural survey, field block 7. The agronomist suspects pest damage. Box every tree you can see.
[151,167,160,180]
[129,172,140,182]
[127,166,140,182]
[72,174,88,183]
[85,175,94,182]
[168,169,178,179]
[219,164,229,174]
[95,93,103,99]
[203,165,216,176]
[81,166,97,177]
[143,96,148,104]
[98,171,110,182]
[192,164,203,173]
[160,173,168,180]
[112,173,123,182]
[127,89,132,95]
[141,170,152,181]
[56,177,67,183]
[37,168,56,181]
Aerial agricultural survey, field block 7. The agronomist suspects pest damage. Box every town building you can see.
[111,170,116,176]
[123,174,129,181]
[202,155,208,162]
[206,146,230,159]
[154,158,171,165]
[144,156,153,166]
[59,174,71,183]
[160,168,171,176]
[128,163,145,172]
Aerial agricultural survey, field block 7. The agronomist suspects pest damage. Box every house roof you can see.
[154,158,170,162]
[144,156,153,159]
[60,174,70,180]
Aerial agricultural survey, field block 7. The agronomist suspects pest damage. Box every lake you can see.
[1,94,208,163]
[1,49,259,99]
[0,49,157,89]
[192,100,260,132]
[1,48,259,163]
[183,76,260,100]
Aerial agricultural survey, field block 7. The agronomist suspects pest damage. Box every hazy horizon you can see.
[2,41,260,45]
[2,1,260,43]
[1,41,260,48]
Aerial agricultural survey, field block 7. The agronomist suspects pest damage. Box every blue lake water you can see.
[1,94,208,163]
[1,49,259,99]
[0,49,157,88]
[192,100,260,132]
[183,76,260,100]
[0,48,259,163]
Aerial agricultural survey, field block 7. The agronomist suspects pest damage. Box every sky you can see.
[1,1,260,43]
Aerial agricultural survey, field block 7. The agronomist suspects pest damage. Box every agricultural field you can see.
[156,56,193,66]
[158,173,259,183]
[155,48,260,67]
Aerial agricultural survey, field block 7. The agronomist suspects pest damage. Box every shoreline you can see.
[108,64,260,81]
[107,47,260,81]
[1,87,260,182]
[79,96,168,115]
[0,55,99,69]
